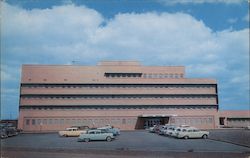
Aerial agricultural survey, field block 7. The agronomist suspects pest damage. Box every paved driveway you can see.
[209,129,250,147]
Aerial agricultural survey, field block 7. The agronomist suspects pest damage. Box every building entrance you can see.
[136,114,173,129]
[144,118,163,128]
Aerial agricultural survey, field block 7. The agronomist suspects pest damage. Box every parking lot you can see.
[1,130,250,158]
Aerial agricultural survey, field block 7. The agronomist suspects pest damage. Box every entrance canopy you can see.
[138,114,177,118]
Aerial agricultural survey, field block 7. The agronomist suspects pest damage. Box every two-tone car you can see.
[78,129,114,142]
[175,127,209,139]
[98,126,120,136]
[59,127,88,137]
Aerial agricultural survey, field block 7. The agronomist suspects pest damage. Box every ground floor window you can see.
[24,117,136,129]
[26,119,30,125]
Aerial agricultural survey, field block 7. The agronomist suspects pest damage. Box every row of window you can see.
[25,117,214,127]
[20,105,217,110]
[105,73,142,78]
[104,73,184,79]
[173,117,213,125]
[22,84,215,89]
[21,95,216,100]
[142,73,184,79]
[25,118,137,126]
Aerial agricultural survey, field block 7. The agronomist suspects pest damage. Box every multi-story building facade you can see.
[18,61,219,132]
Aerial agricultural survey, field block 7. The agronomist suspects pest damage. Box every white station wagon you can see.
[78,129,114,142]
[175,127,209,139]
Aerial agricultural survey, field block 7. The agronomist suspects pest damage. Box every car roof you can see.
[88,129,101,132]
[66,127,78,130]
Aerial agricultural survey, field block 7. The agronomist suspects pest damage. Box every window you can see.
[208,118,213,123]
[54,119,58,124]
[26,119,30,125]
[60,119,64,124]
[37,119,41,125]
[49,119,53,124]
[32,119,35,125]
[122,119,126,124]
[43,119,47,125]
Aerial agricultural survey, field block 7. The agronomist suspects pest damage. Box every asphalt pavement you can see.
[1,130,250,158]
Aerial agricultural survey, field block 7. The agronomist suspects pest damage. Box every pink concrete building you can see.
[18,61,219,132]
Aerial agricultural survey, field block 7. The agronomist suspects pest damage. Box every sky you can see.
[0,0,249,120]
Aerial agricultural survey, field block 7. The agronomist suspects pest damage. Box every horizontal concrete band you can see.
[20,105,218,109]
[20,94,218,97]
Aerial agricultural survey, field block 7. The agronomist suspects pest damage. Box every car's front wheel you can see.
[106,136,112,142]
[184,136,189,139]
[202,134,208,139]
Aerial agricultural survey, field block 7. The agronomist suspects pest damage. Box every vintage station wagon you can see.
[78,129,114,142]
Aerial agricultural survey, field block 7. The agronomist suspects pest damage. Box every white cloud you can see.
[159,0,246,5]
[0,65,20,82]
[1,1,249,112]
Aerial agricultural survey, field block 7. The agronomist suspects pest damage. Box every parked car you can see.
[149,125,156,133]
[164,125,190,137]
[153,125,165,133]
[164,126,176,136]
[0,123,18,139]
[71,125,89,130]
[158,125,169,135]
[58,127,88,137]
[98,125,120,136]
[1,129,8,139]
[175,127,209,139]
[78,129,115,142]
[5,126,19,136]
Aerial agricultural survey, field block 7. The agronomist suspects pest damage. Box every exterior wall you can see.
[226,119,250,128]
[21,86,216,95]
[18,108,217,132]
[18,61,219,132]
[219,110,250,128]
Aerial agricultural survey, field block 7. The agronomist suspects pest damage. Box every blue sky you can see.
[1,0,249,119]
